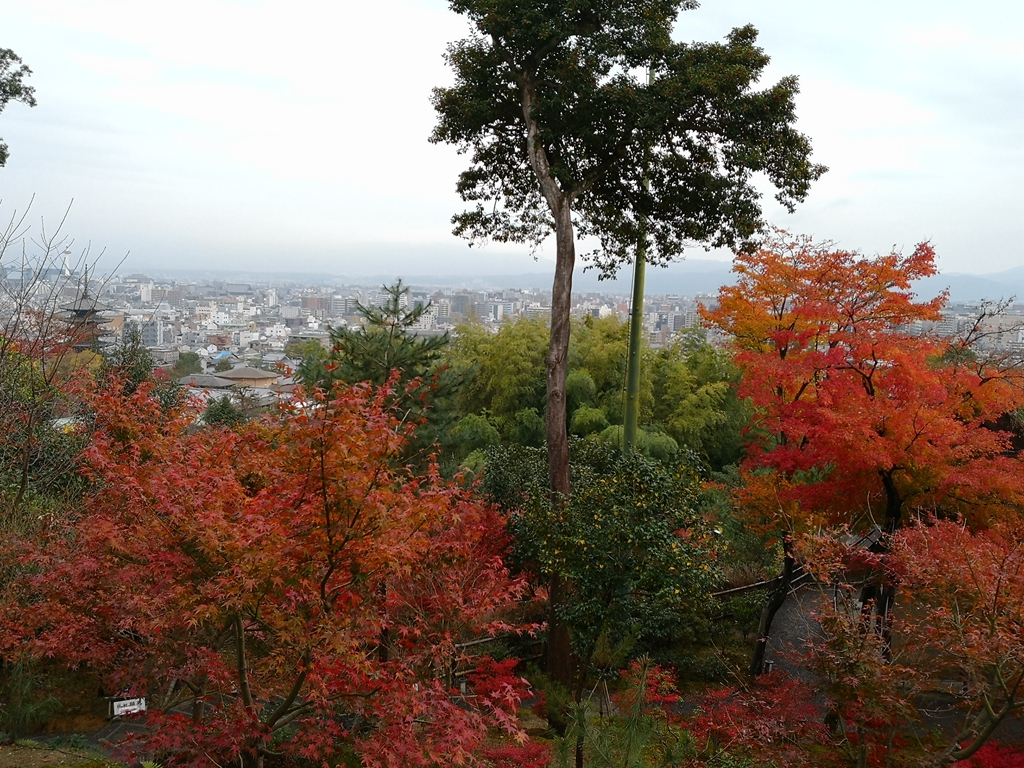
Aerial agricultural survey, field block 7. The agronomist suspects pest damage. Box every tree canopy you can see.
[432,0,826,533]
[300,281,457,464]
[703,230,1024,675]
[102,324,155,397]
[300,281,448,393]
[703,231,1024,533]
[0,48,37,167]
[433,7,825,271]
[170,351,202,378]
[781,518,1024,767]
[483,440,718,693]
[447,315,746,468]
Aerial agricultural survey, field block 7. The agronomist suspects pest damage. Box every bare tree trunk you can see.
[546,202,575,499]
[191,678,207,723]
[546,572,575,689]
[750,535,796,676]
[543,202,576,690]
[13,410,36,514]
[520,72,578,691]
[519,73,574,503]
[942,679,1023,765]
[879,470,902,534]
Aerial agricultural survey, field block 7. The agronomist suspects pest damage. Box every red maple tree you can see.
[660,517,1024,767]
[702,230,1024,530]
[0,381,535,767]
[689,673,835,768]
[702,231,1024,673]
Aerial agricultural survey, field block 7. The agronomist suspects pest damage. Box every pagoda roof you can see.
[215,366,279,382]
[178,374,235,389]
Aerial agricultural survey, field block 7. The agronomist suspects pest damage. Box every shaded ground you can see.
[765,582,1024,745]
[0,744,112,767]
[36,719,149,754]
[13,667,155,762]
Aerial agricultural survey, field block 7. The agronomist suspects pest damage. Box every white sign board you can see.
[112,697,147,717]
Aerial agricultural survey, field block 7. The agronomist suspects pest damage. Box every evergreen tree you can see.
[203,395,247,428]
[102,324,154,397]
[171,351,202,378]
[300,281,457,463]
[300,281,449,394]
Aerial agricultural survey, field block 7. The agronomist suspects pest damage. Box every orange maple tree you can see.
[702,231,1024,673]
[0,381,535,767]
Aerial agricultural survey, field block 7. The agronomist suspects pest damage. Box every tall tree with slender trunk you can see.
[432,0,824,684]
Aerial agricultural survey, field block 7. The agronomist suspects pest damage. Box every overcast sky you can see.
[1,0,1022,279]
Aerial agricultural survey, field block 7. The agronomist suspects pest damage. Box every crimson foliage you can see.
[0,382,536,767]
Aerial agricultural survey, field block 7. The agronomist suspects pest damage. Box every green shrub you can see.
[0,660,59,739]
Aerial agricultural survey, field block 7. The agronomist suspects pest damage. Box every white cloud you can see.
[2,0,1023,273]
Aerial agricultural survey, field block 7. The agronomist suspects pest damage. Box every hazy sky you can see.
[1,0,1022,278]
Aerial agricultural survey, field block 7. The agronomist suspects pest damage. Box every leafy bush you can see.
[451,413,501,457]
[570,405,609,437]
[202,395,246,427]
[484,440,719,666]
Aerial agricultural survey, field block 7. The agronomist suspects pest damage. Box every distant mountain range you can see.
[913,268,1024,305]
[382,261,734,296]
[367,261,1024,304]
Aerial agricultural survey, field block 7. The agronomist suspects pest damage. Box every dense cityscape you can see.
[30,266,1024,370]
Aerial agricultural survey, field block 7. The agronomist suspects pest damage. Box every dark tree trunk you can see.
[876,469,903,658]
[545,572,575,688]
[520,72,575,503]
[520,72,578,690]
[942,668,1024,765]
[874,582,895,662]
[192,678,208,723]
[750,535,796,677]
[879,470,902,534]
[13,410,36,514]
